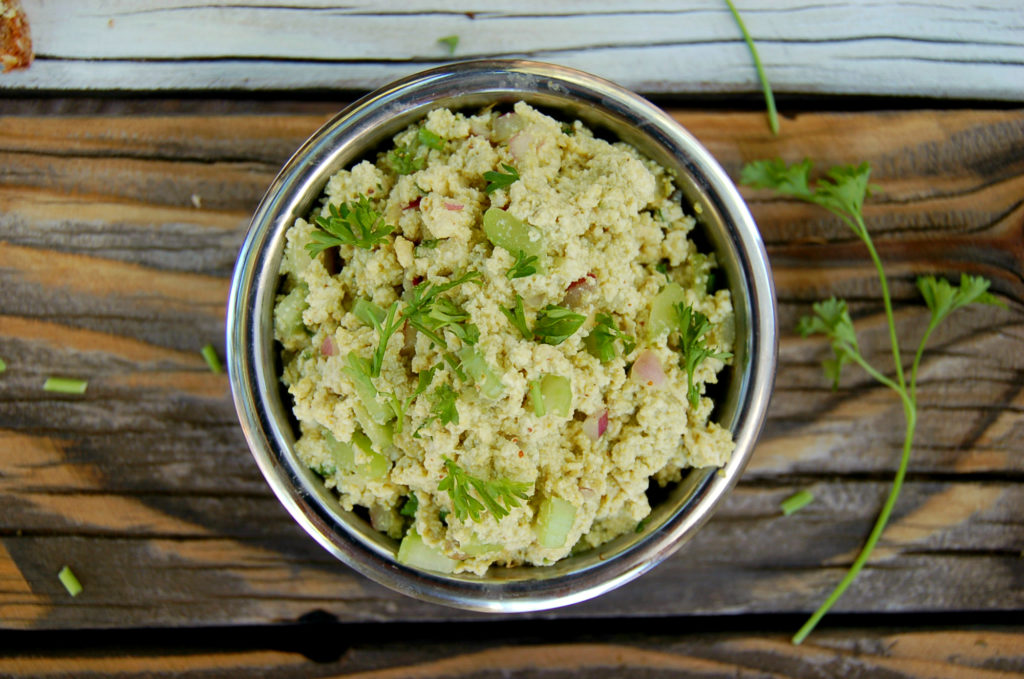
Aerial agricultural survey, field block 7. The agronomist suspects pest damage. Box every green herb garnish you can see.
[0,357,6,373]
[780,490,815,516]
[200,344,223,373]
[43,377,88,394]
[404,271,483,349]
[58,565,82,597]
[438,457,532,522]
[585,313,636,363]
[483,163,520,194]
[386,144,426,175]
[506,250,539,280]
[500,294,532,340]
[674,303,731,408]
[438,35,459,54]
[307,194,395,256]
[418,127,445,151]
[400,493,419,517]
[533,305,586,346]
[724,0,778,136]
[366,300,404,379]
[742,158,1005,645]
[430,383,460,426]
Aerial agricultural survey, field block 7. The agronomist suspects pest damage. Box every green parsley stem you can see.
[724,0,779,136]
[58,565,83,597]
[849,213,907,392]
[780,490,814,516]
[792,400,916,645]
[43,377,88,394]
[201,344,223,373]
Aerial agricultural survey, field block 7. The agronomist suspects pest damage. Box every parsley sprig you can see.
[438,457,532,522]
[307,194,395,256]
[403,271,483,349]
[742,158,1005,645]
[500,296,587,346]
[500,294,532,340]
[483,163,520,193]
[533,305,586,346]
[585,313,636,363]
[506,250,539,280]
[675,303,731,408]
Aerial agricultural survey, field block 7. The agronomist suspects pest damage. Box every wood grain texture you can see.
[1,626,1022,678]
[0,107,1022,630]
[3,0,1023,99]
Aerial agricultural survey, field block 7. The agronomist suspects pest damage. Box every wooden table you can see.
[1,2,1022,676]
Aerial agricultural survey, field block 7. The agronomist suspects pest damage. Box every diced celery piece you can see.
[323,431,356,473]
[647,282,687,339]
[482,207,545,266]
[534,496,576,548]
[458,347,505,400]
[461,537,501,556]
[353,298,385,327]
[397,529,457,573]
[353,402,394,451]
[342,353,394,425]
[539,374,571,417]
[351,431,390,479]
[528,379,546,416]
[323,430,388,479]
[274,283,309,341]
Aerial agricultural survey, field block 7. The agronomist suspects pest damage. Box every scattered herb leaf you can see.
[585,313,636,363]
[483,163,520,193]
[307,194,395,256]
[438,457,532,522]
[400,493,419,517]
[506,250,539,280]
[674,302,731,408]
[500,294,532,340]
[533,305,586,346]
[438,35,459,54]
[418,127,445,151]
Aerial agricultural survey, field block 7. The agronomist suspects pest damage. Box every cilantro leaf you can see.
[430,383,459,426]
[367,300,404,378]
[483,163,520,193]
[437,35,459,54]
[404,271,483,349]
[918,274,1006,331]
[307,194,395,256]
[506,250,539,280]
[796,297,859,389]
[386,144,426,175]
[585,313,635,363]
[438,457,532,522]
[400,493,419,517]
[500,294,532,340]
[675,302,731,408]
[418,127,445,151]
[533,305,586,346]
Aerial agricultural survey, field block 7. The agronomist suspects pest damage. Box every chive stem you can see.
[44,377,88,394]
[724,0,780,136]
[780,489,814,516]
[58,565,83,597]
[201,344,224,374]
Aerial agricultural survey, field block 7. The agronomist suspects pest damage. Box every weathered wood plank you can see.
[0,108,1021,629]
[3,0,1023,99]
[1,626,1022,678]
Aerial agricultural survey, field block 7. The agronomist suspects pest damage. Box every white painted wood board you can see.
[3,0,1023,98]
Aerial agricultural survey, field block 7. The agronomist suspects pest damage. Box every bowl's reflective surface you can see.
[227,59,776,612]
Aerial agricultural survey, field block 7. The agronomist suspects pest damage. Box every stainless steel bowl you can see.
[227,59,776,612]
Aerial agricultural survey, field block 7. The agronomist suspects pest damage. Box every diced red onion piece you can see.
[320,335,336,356]
[493,113,524,142]
[632,350,666,387]
[403,196,422,210]
[443,202,464,211]
[582,409,609,441]
[507,130,533,160]
[562,273,597,307]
